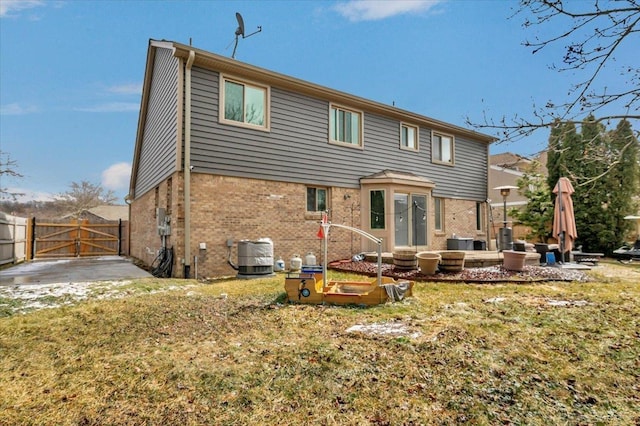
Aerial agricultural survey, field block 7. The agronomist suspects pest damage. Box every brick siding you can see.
[431,198,489,250]
[130,172,488,278]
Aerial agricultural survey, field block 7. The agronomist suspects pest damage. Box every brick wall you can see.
[432,198,489,250]
[130,172,489,278]
[188,174,361,278]
[130,173,361,278]
[129,185,162,267]
[129,174,181,269]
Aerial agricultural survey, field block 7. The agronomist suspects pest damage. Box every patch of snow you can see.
[0,280,196,314]
[1,280,130,301]
[484,297,507,304]
[346,321,421,338]
[547,299,589,307]
[442,302,472,315]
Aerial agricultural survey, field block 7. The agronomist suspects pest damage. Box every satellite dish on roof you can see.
[231,12,262,59]
[235,12,245,37]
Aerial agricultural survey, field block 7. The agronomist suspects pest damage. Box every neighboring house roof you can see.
[488,152,550,208]
[87,205,129,221]
[490,151,549,175]
[489,152,532,171]
[63,205,129,221]
[533,150,549,177]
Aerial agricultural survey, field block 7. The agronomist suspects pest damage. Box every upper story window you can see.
[400,123,418,151]
[330,104,362,148]
[432,131,454,165]
[220,75,269,131]
[307,187,327,212]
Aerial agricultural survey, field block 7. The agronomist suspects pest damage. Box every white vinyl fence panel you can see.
[0,212,27,265]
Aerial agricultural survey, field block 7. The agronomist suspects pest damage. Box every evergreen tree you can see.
[573,116,611,252]
[544,116,639,253]
[607,120,640,248]
[509,161,554,242]
[562,121,586,183]
[547,121,581,191]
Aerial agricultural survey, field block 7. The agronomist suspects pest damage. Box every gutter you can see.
[184,50,195,278]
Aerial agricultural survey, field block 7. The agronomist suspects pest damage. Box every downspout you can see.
[184,50,195,278]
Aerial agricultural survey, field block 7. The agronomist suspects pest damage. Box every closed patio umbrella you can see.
[553,177,578,261]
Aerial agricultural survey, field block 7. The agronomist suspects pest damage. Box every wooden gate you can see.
[28,218,124,259]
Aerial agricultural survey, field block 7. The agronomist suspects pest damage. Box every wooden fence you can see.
[27,218,129,260]
[0,212,28,266]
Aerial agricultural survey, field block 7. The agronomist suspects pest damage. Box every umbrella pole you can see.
[558,180,564,264]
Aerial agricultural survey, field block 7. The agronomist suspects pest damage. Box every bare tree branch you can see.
[468,0,640,147]
[0,150,24,200]
[54,181,117,217]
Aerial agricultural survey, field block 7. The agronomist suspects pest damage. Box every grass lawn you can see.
[1,263,639,425]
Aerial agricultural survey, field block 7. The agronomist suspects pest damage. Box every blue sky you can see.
[0,0,634,203]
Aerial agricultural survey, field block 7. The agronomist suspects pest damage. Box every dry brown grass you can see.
[1,265,639,425]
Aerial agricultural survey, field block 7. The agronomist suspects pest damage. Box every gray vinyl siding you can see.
[190,66,488,201]
[134,48,179,197]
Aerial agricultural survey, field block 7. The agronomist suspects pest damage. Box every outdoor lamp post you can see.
[494,185,518,251]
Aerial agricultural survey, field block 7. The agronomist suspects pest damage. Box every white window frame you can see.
[219,74,270,132]
[329,103,363,149]
[432,131,455,165]
[306,187,328,213]
[400,123,419,151]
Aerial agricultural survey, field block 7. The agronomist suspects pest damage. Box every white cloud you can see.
[0,0,45,18]
[102,162,131,191]
[108,83,143,95]
[334,0,444,22]
[74,102,140,113]
[0,103,38,115]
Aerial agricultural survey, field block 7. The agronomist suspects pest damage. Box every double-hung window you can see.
[220,76,269,130]
[307,187,327,212]
[330,104,362,147]
[400,123,418,151]
[432,131,454,164]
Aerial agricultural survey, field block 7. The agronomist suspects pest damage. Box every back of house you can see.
[128,39,496,278]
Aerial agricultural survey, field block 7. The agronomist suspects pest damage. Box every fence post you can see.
[118,219,122,256]
[30,217,36,260]
[12,218,16,263]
